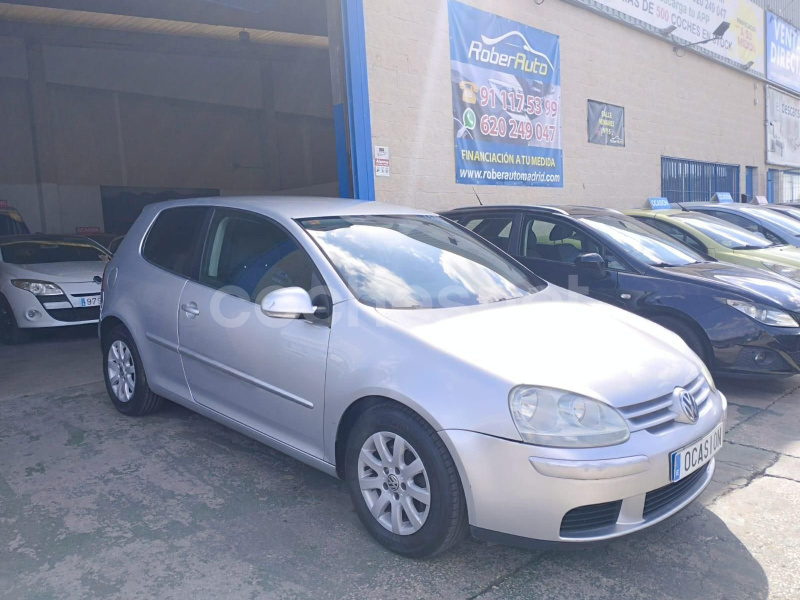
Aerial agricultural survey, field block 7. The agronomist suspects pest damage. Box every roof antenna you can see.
[472,186,483,206]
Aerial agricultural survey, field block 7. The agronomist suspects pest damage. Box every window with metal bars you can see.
[661,157,740,204]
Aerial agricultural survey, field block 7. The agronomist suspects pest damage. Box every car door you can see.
[177,208,331,458]
[514,214,620,304]
[134,206,210,402]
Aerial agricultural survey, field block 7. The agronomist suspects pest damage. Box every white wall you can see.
[363,0,768,211]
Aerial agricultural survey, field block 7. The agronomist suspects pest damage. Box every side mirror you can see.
[261,287,318,319]
[575,253,606,278]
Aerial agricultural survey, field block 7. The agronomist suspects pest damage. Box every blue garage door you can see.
[661,157,740,203]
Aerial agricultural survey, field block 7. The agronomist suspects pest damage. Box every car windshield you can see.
[672,213,773,249]
[774,206,800,221]
[741,207,800,235]
[580,215,705,267]
[0,239,110,264]
[300,214,543,309]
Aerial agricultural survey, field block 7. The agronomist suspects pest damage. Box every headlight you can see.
[699,362,717,394]
[726,299,799,327]
[11,280,64,296]
[509,386,630,448]
[762,261,800,281]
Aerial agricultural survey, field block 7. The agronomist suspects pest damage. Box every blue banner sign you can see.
[767,12,800,95]
[448,1,562,187]
[648,197,671,210]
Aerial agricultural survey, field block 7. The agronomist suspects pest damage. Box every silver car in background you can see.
[100,197,726,557]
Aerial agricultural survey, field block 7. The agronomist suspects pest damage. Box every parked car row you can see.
[445,204,800,377]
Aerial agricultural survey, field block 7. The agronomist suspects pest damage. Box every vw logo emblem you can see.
[679,389,698,423]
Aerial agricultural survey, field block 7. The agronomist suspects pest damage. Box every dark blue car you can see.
[681,203,800,247]
[444,205,800,377]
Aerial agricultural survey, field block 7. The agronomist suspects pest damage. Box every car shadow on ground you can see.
[0,382,770,600]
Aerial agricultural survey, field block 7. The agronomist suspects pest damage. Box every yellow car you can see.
[624,209,800,282]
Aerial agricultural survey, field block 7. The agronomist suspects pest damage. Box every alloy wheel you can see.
[358,431,431,535]
[108,340,136,402]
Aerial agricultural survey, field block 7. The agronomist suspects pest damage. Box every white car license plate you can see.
[670,423,724,482]
[79,296,101,307]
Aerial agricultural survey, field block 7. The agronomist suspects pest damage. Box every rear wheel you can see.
[344,404,468,558]
[653,315,710,367]
[102,325,163,416]
[0,295,28,345]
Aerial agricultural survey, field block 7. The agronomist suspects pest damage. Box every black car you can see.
[443,205,800,376]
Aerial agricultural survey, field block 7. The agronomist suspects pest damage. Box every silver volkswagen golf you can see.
[100,197,726,557]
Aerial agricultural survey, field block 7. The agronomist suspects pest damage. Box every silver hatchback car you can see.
[100,197,726,557]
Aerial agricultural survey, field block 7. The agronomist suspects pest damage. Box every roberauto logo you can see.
[468,31,553,76]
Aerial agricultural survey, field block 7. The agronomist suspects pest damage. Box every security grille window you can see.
[661,157,740,204]
[142,207,209,277]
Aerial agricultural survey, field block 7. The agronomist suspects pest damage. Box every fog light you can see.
[754,350,767,364]
[25,309,42,321]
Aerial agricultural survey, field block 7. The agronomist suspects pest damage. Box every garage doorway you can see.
[0,0,356,236]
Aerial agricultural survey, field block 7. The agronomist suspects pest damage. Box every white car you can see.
[0,235,109,344]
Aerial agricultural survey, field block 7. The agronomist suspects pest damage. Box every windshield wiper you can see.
[734,245,769,250]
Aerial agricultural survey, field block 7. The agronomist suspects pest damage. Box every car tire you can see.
[344,403,468,558]
[0,295,29,345]
[102,325,163,416]
[653,315,710,367]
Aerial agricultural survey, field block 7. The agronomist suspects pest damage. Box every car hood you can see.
[4,261,106,283]
[653,261,800,311]
[730,245,800,268]
[375,286,700,409]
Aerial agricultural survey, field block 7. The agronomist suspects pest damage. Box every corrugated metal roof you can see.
[753,0,800,29]
[0,2,328,48]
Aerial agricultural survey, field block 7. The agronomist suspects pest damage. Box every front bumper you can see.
[440,391,726,544]
[3,283,101,329]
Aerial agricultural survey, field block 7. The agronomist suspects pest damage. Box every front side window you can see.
[672,213,773,249]
[0,239,109,264]
[708,211,762,234]
[300,214,542,309]
[522,217,600,262]
[580,215,704,267]
[201,210,316,303]
[143,207,209,277]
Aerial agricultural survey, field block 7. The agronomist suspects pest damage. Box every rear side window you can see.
[0,212,28,235]
[142,207,208,277]
[459,215,515,252]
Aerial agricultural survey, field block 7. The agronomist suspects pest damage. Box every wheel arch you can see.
[99,314,126,346]
[636,307,714,367]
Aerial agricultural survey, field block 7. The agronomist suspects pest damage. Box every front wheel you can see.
[344,404,468,558]
[102,325,163,416]
[0,295,28,345]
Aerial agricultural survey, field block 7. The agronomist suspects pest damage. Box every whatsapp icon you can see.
[463,108,476,130]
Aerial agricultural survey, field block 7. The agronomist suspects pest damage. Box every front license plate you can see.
[670,423,724,482]
[79,296,101,307]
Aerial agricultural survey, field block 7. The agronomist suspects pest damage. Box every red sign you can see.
[76,226,102,234]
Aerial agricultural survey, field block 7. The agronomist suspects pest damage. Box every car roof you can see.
[679,202,747,210]
[0,233,99,244]
[145,196,431,220]
[623,208,684,217]
[443,204,623,217]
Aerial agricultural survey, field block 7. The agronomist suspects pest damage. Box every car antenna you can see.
[675,202,687,211]
[472,186,483,206]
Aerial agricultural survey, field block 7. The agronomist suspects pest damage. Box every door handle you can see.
[181,303,200,317]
